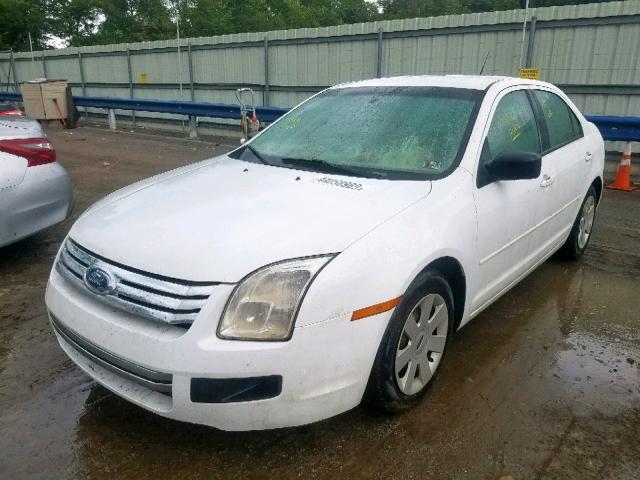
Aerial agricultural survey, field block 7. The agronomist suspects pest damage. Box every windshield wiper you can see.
[243,144,270,165]
[280,157,378,178]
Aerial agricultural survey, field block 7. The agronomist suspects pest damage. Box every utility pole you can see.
[519,0,530,70]
[28,33,35,63]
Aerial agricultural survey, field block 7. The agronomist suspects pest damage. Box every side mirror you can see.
[486,151,541,182]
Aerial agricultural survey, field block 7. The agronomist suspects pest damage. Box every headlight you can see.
[218,255,334,341]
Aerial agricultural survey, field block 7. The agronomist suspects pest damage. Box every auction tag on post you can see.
[519,68,540,80]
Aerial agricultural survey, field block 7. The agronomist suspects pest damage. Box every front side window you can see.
[534,90,583,150]
[231,86,483,180]
[485,90,541,162]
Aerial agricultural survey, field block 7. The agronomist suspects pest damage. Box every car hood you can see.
[69,156,431,282]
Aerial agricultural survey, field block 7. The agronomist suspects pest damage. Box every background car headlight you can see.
[218,255,334,341]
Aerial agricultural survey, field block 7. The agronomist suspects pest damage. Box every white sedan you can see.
[1,117,72,247]
[45,75,604,430]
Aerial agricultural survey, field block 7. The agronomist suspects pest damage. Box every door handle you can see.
[540,174,554,188]
[585,151,593,162]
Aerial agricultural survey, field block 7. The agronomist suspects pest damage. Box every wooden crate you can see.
[19,80,68,120]
[41,81,68,120]
[20,83,46,119]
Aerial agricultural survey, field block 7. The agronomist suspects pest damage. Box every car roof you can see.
[333,75,552,91]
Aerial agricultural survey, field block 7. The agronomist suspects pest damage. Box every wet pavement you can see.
[1,125,639,479]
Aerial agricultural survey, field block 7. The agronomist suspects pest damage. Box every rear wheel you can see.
[364,272,454,412]
[561,185,598,259]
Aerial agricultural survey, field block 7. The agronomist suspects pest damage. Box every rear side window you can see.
[486,90,541,161]
[533,90,583,150]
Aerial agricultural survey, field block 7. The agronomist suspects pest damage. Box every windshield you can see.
[232,86,483,180]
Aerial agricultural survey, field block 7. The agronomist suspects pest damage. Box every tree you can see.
[174,0,377,37]
[49,0,103,46]
[225,0,313,32]
[378,0,620,19]
[302,0,378,25]
[174,0,234,38]
[0,0,50,51]
[378,0,466,19]
[90,0,175,44]
[0,0,623,51]
[464,0,520,12]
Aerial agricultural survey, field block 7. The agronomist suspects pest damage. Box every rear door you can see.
[530,89,588,241]
[471,88,556,312]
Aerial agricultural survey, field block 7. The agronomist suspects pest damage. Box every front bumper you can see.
[45,266,389,431]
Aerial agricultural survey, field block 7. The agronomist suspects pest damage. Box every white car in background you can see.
[0,116,73,247]
[46,75,604,431]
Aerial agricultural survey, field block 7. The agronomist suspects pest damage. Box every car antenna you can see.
[479,51,490,75]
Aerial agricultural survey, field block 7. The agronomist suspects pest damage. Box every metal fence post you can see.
[41,52,47,78]
[78,52,88,118]
[376,27,384,78]
[264,36,270,106]
[525,16,537,69]
[187,42,197,138]
[126,48,136,126]
[108,109,117,130]
[187,42,195,102]
[188,115,197,139]
[9,51,18,91]
[2,53,11,92]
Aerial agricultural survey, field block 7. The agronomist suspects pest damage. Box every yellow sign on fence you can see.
[139,73,149,83]
[519,68,540,80]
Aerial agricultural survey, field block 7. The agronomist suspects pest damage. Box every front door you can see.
[471,88,556,313]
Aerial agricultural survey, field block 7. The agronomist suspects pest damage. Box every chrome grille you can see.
[56,239,216,327]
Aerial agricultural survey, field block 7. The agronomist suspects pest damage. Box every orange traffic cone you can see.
[607,142,637,191]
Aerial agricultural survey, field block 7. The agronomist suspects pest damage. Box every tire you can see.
[364,271,454,412]
[561,185,598,260]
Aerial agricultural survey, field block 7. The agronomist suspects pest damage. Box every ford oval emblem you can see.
[84,266,116,295]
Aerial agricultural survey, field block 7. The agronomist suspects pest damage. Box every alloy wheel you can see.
[578,195,596,249]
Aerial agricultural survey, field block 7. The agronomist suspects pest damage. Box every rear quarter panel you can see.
[0,151,28,189]
[586,122,606,192]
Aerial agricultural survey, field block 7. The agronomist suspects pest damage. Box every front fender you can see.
[296,169,478,330]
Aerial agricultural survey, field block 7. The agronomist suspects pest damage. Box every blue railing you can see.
[585,115,640,142]
[0,91,288,123]
[0,92,20,102]
[74,96,288,123]
[2,91,640,142]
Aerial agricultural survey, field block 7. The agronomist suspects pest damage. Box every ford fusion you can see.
[46,76,604,430]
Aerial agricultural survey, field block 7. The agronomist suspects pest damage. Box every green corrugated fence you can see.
[1,0,639,148]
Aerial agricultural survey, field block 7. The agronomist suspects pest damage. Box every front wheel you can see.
[364,272,454,412]
[561,185,598,260]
